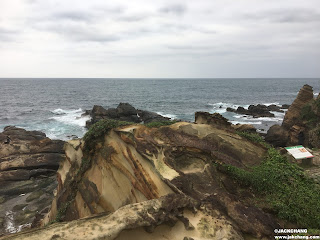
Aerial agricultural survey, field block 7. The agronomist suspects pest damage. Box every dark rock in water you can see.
[117,103,137,116]
[227,104,275,118]
[137,110,170,123]
[86,103,171,128]
[265,125,289,147]
[0,127,65,235]
[195,112,231,128]
[267,104,284,112]
[281,104,290,109]
[248,104,275,117]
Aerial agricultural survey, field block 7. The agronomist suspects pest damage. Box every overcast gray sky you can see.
[0,0,319,78]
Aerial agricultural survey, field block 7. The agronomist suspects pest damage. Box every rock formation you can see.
[85,103,171,128]
[7,118,284,240]
[282,84,314,129]
[266,84,320,147]
[195,111,231,128]
[0,127,65,236]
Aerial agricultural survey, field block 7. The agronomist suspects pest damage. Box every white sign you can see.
[285,146,314,160]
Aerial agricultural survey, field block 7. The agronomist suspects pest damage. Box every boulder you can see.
[195,112,231,128]
[247,104,275,117]
[265,125,289,147]
[116,102,137,116]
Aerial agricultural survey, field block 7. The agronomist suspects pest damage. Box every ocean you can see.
[0,78,319,140]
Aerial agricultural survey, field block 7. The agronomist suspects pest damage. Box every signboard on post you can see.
[285,145,314,160]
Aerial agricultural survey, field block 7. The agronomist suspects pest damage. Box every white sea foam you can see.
[263,102,280,106]
[233,113,284,122]
[231,121,262,125]
[51,108,83,115]
[50,108,90,127]
[156,112,177,120]
[208,102,250,114]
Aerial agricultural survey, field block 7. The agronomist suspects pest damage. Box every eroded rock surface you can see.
[0,127,65,236]
[20,120,283,240]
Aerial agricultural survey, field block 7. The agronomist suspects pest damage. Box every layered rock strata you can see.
[29,120,282,239]
[0,127,65,235]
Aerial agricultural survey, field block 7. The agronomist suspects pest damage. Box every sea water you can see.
[0,78,319,140]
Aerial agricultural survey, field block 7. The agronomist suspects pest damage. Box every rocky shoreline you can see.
[0,127,65,236]
[226,103,289,118]
[1,84,320,239]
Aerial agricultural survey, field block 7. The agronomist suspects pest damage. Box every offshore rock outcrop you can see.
[0,127,65,236]
[12,119,284,240]
[85,103,170,128]
[266,84,320,147]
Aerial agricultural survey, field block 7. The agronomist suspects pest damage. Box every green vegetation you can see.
[300,104,318,126]
[54,202,71,223]
[224,148,320,228]
[145,120,178,128]
[236,131,270,148]
[83,119,132,152]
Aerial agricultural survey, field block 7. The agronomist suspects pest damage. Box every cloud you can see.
[51,11,94,23]
[159,4,187,15]
[0,0,319,77]
[0,27,19,42]
[36,22,120,42]
[244,8,320,23]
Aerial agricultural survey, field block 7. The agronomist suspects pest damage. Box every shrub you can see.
[237,131,270,148]
[224,148,320,227]
[300,104,318,125]
[83,119,132,152]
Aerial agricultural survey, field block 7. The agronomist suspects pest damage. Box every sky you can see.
[0,0,319,78]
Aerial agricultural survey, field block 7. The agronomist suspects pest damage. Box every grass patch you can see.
[83,119,132,153]
[236,131,270,148]
[145,120,178,128]
[224,148,320,228]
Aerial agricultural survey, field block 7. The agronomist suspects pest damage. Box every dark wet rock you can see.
[0,127,64,236]
[267,104,284,112]
[86,103,171,127]
[117,103,137,116]
[227,104,275,118]
[281,104,290,109]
